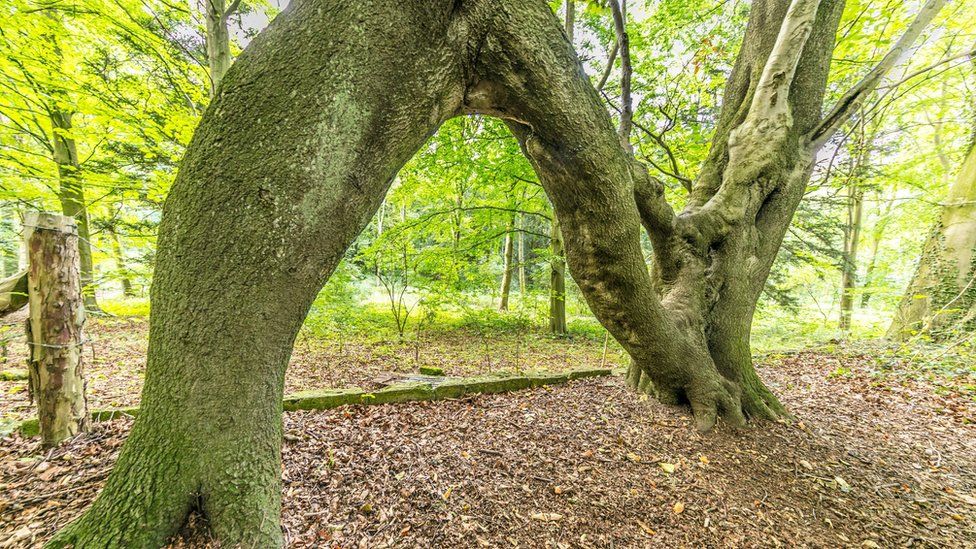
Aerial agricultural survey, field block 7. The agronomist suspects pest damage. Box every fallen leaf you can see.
[530,512,564,522]
[798,460,813,471]
[626,453,642,463]
[636,519,655,536]
[659,462,676,474]
[673,501,685,514]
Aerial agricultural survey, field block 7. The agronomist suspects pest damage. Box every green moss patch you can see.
[12,367,612,437]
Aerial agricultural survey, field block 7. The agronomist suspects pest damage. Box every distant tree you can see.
[889,132,976,338]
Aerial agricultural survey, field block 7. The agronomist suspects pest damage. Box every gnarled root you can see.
[625,361,748,432]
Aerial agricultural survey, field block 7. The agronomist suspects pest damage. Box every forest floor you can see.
[1,316,976,547]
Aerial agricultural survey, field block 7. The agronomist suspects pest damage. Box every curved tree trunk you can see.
[48,2,469,545]
[889,141,976,338]
[50,0,946,544]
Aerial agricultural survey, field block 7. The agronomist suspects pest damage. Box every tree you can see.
[199,0,244,96]
[498,213,516,310]
[49,0,946,545]
[889,133,976,338]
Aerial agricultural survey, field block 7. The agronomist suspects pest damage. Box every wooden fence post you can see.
[25,212,89,447]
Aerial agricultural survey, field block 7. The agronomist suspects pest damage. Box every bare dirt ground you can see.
[1,340,975,547]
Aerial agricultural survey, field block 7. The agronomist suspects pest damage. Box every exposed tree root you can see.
[624,348,789,430]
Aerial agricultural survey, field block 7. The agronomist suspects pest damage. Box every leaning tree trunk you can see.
[889,140,976,338]
[0,269,28,316]
[50,0,946,544]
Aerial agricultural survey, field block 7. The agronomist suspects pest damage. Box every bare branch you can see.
[596,42,618,92]
[807,0,947,148]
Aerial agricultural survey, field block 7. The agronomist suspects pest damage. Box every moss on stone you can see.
[418,366,445,376]
[366,382,435,404]
[282,387,365,411]
[13,368,613,438]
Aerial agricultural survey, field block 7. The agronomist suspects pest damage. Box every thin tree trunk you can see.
[860,194,894,308]
[546,0,573,334]
[839,185,864,332]
[50,110,99,313]
[499,217,515,310]
[108,224,135,297]
[518,213,527,301]
[202,0,237,96]
[609,0,632,148]
[549,215,567,334]
[24,212,88,448]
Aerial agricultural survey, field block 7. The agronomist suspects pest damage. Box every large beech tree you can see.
[48,0,945,545]
[889,131,976,338]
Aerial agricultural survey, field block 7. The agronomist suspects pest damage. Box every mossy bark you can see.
[889,141,976,338]
[50,0,940,544]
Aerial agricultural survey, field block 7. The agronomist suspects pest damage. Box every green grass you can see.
[100,298,151,317]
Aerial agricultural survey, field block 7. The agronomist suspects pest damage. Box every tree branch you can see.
[224,0,243,19]
[596,42,619,92]
[807,0,947,148]
[609,0,633,151]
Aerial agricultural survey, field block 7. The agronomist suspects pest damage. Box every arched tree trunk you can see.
[889,140,976,338]
[50,0,946,544]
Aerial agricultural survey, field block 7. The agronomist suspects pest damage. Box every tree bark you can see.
[50,0,946,543]
[24,212,89,448]
[889,140,976,338]
[50,110,99,313]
